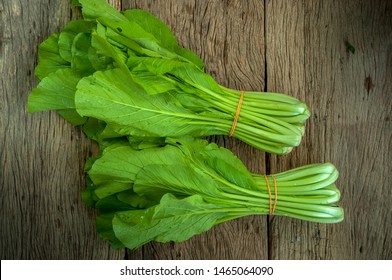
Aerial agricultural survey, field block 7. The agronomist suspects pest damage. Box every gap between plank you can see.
[263,0,273,261]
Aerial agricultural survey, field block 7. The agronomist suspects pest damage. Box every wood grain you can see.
[0,0,123,259]
[266,0,392,259]
[1,0,391,260]
[123,0,268,260]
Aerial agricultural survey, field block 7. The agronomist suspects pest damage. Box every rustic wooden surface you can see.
[1,0,391,260]
[266,0,392,259]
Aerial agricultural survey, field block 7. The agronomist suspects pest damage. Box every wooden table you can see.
[1,0,391,259]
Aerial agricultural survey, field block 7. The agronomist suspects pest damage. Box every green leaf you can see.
[131,71,178,95]
[99,124,120,138]
[101,17,202,66]
[96,213,125,249]
[28,68,87,125]
[82,117,106,142]
[57,109,87,125]
[113,194,227,249]
[102,20,179,61]
[80,176,98,208]
[70,32,97,75]
[87,46,114,72]
[99,17,158,45]
[116,189,157,209]
[88,143,184,186]
[127,135,166,150]
[176,47,205,70]
[169,64,224,95]
[95,194,134,212]
[29,68,78,111]
[58,19,95,62]
[82,118,128,148]
[35,34,70,80]
[91,28,129,72]
[94,181,133,199]
[75,68,219,137]
[133,163,223,199]
[201,142,258,191]
[127,56,186,75]
[58,20,114,75]
[78,0,127,22]
[123,9,179,53]
[90,137,250,200]
[174,92,214,113]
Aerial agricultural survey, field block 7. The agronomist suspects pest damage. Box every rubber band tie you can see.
[229,90,244,137]
[264,174,278,216]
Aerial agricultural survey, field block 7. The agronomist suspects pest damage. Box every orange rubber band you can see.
[264,174,278,216]
[271,175,278,215]
[229,90,244,137]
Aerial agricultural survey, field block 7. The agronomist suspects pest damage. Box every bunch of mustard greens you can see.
[28,0,343,250]
[84,137,343,249]
[28,0,309,154]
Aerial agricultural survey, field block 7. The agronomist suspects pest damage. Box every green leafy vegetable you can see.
[28,0,310,154]
[28,0,343,250]
[28,69,86,125]
[84,137,343,249]
[34,33,70,80]
[113,194,227,249]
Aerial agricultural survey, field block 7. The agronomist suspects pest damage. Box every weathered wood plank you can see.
[266,0,392,259]
[0,0,123,259]
[123,0,268,259]
[3,0,389,260]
